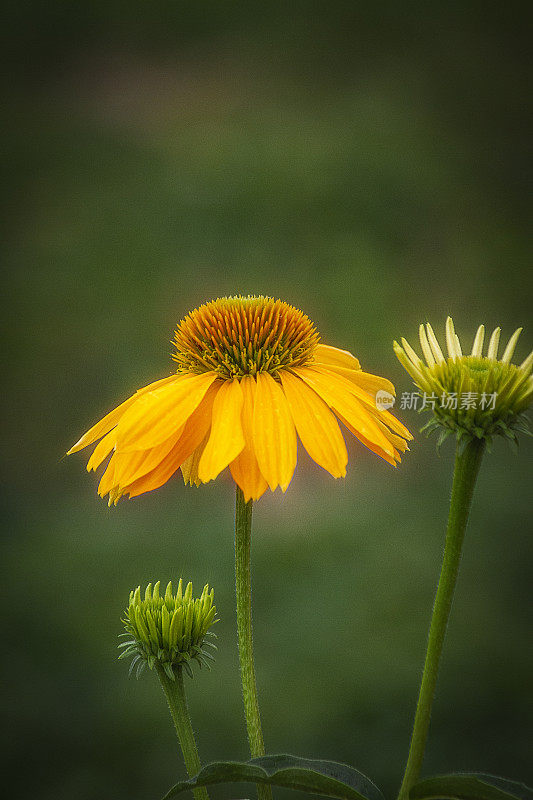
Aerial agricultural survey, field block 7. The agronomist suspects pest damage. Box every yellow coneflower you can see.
[394,316,532,445]
[68,295,412,503]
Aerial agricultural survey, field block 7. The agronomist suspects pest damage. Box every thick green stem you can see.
[235,486,273,800]
[157,665,210,800]
[397,438,485,800]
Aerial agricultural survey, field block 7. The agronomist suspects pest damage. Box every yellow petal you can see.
[98,453,118,497]
[123,454,181,499]
[253,372,297,492]
[229,376,268,501]
[120,382,220,495]
[198,379,245,483]
[280,370,347,478]
[313,343,361,371]
[335,412,398,465]
[113,426,185,487]
[67,374,179,454]
[116,381,220,487]
[374,406,413,440]
[86,430,116,472]
[116,372,217,451]
[181,435,209,487]
[310,364,412,440]
[316,364,396,397]
[374,417,410,453]
[294,366,395,457]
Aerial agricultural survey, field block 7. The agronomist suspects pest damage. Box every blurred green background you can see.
[2,2,532,799]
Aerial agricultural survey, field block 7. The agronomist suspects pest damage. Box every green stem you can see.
[235,486,273,800]
[397,438,485,800]
[157,665,210,800]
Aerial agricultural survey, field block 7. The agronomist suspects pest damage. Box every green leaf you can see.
[409,773,533,800]
[162,754,384,800]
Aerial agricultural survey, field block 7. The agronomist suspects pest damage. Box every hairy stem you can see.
[235,486,273,800]
[397,438,485,800]
[157,665,210,800]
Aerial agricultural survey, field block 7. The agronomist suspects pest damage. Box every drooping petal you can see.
[67,374,179,454]
[116,372,217,451]
[86,430,116,472]
[181,434,210,488]
[335,411,399,465]
[98,452,118,498]
[315,364,396,398]
[113,426,185,487]
[122,453,183,499]
[294,366,395,458]
[373,406,413,440]
[229,376,268,501]
[198,379,245,483]
[253,372,297,491]
[309,364,412,440]
[116,381,221,487]
[313,343,361,371]
[374,417,410,453]
[120,382,220,495]
[280,370,347,478]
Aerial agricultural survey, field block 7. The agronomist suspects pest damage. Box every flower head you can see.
[394,317,532,446]
[119,580,217,679]
[68,295,412,502]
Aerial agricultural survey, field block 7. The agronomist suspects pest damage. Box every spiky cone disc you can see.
[119,580,218,680]
[394,317,532,448]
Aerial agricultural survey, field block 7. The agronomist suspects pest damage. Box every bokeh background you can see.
[3,2,532,799]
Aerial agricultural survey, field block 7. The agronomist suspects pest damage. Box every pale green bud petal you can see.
[487,327,501,360]
[501,327,522,363]
[445,317,458,359]
[426,323,445,363]
[519,349,533,375]
[419,324,436,366]
[470,325,485,357]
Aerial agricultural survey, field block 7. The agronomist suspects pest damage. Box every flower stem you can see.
[235,486,273,800]
[157,665,210,800]
[397,437,485,800]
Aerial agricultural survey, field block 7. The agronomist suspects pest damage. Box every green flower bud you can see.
[119,580,217,680]
[394,317,532,448]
